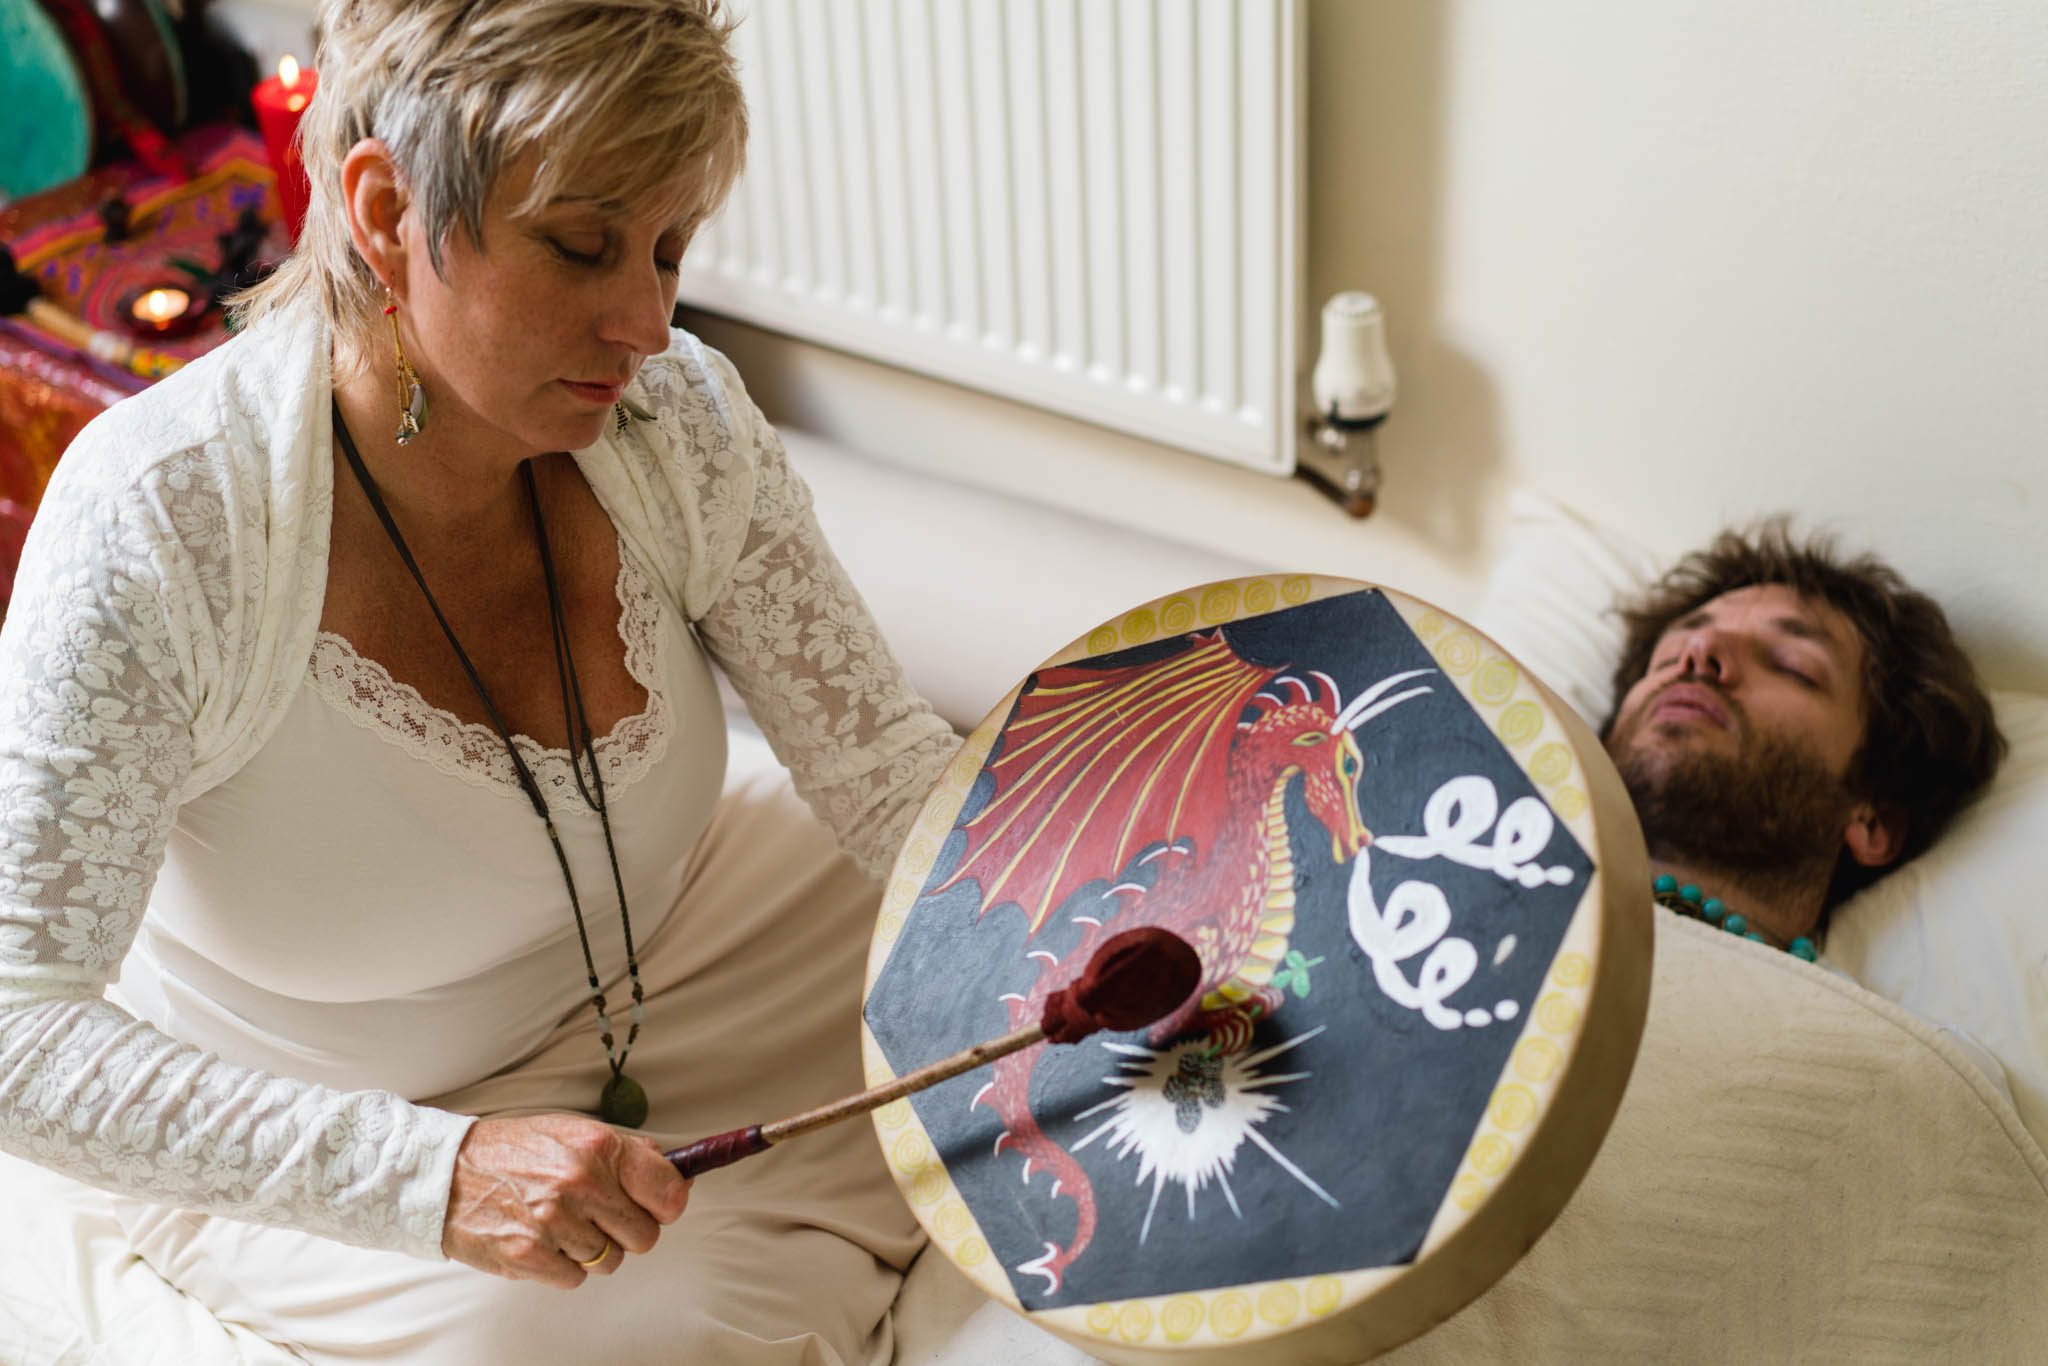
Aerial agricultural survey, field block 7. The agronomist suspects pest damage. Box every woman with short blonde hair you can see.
[0,2,955,1360]
[241,0,748,372]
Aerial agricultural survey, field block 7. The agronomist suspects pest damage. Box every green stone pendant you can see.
[599,1073,648,1128]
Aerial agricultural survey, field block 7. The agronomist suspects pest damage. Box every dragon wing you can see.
[932,632,1276,937]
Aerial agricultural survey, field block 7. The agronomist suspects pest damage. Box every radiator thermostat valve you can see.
[1299,291,1396,517]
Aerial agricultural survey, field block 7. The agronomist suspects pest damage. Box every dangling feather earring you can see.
[384,291,428,443]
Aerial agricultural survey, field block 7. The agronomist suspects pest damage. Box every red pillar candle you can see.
[251,56,319,243]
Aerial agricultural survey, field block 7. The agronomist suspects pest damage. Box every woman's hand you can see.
[441,1114,691,1286]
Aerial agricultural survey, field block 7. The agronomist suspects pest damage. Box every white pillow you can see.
[1825,691,2048,1146]
[1472,488,2048,1150]
[1470,488,1665,728]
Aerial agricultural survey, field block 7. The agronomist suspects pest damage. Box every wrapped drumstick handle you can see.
[20,297,185,379]
[665,926,1200,1180]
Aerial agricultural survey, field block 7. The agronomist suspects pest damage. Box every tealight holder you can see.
[119,283,208,340]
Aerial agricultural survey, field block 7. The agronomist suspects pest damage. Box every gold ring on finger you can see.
[574,1238,613,1268]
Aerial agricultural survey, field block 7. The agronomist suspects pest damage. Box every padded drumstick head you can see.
[1039,927,1201,1044]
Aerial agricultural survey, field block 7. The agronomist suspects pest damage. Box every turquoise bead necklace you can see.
[1652,875,1818,962]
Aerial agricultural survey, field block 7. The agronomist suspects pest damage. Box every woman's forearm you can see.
[0,987,473,1258]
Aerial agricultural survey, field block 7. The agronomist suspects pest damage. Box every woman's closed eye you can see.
[547,236,607,267]
[548,236,683,277]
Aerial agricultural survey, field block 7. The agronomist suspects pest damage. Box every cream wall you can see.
[1321,0,2048,692]
[253,0,2048,689]
[692,0,2048,692]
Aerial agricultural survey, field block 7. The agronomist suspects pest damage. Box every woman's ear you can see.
[340,139,410,299]
[1841,799,1908,870]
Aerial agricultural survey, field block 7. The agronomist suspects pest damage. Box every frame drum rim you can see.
[863,574,1652,1363]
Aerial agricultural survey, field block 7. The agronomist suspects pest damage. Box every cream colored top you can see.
[115,546,721,1102]
[0,305,957,1260]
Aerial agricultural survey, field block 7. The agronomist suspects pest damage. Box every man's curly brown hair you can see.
[1603,519,2006,909]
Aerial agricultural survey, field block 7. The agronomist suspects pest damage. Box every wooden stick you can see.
[664,926,1199,1180]
[665,1023,1048,1178]
[769,1021,1044,1145]
[20,298,184,379]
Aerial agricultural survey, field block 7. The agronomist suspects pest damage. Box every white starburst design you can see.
[1071,1027,1338,1244]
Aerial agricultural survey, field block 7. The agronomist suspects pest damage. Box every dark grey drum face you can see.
[866,589,1593,1311]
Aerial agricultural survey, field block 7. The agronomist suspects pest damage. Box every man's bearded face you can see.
[1603,584,1870,881]
[1608,684,1858,878]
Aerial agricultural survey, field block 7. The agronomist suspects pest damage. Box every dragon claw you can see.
[1187,1000,1269,1057]
[1211,1020,1252,1055]
[1016,1242,1066,1296]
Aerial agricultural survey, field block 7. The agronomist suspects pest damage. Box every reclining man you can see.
[1600,520,2005,964]
[1377,521,2034,1362]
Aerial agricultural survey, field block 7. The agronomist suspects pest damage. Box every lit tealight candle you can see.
[132,288,191,328]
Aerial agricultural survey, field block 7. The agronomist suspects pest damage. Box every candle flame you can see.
[136,289,189,324]
[279,54,300,87]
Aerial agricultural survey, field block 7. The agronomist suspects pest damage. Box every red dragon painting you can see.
[932,630,1433,1293]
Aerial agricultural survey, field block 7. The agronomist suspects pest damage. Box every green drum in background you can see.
[1,0,95,201]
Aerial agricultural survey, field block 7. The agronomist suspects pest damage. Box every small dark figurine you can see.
[217,208,280,325]
[170,208,279,331]
[217,207,270,283]
[98,196,135,243]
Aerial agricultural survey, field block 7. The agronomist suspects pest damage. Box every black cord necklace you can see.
[332,404,649,1127]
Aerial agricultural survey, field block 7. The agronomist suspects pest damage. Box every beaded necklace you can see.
[1652,875,1817,961]
[333,406,649,1127]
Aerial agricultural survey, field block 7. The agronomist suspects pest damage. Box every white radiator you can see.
[679,0,1304,475]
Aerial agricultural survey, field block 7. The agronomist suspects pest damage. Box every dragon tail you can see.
[973,1048,1098,1296]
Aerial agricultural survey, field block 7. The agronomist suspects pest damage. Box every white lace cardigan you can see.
[0,305,958,1260]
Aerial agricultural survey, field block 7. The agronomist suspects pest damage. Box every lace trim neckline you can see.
[307,551,671,801]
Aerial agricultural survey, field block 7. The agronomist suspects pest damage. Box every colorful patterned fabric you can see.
[0,124,281,514]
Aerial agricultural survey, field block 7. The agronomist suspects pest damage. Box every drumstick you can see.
[664,926,1201,1179]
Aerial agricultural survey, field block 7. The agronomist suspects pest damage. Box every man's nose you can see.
[1677,627,1735,683]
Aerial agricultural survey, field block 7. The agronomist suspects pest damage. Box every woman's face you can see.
[393,156,696,457]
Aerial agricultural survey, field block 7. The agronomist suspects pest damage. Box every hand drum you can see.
[861,575,1651,1363]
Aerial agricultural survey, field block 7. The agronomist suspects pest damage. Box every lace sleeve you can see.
[688,392,961,880]
[0,465,471,1261]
